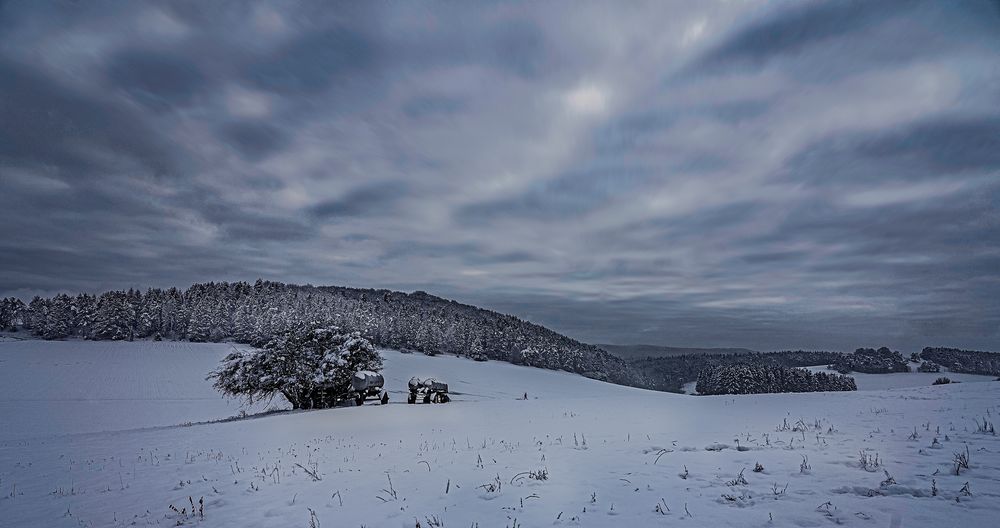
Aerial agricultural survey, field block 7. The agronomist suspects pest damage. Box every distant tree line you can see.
[2,281,639,386]
[830,347,909,374]
[920,347,1000,376]
[628,350,844,393]
[696,364,856,395]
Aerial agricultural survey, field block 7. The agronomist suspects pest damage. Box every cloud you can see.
[224,86,272,118]
[0,56,180,178]
[697,296,790,309]
[856,117,1000,173]
[105,49,207,110]
[564,83,609,116]
[402,95,466,120]
[694,0,903,69]
[458,166,652,224]
[839,180,973,208]
[1,0,998,352]
[244,27,378,95]
[308,181,410,219]
[217,120,288,161]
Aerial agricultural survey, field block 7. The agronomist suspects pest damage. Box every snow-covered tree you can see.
[830,347,908,374]
[74,294,98,338]
[42,294,74,339]
[92,291,136,340]
[208,326,381,409]
[186,298,215,342]
[917,360,941,373]
[468,338,488,361]
[26,296,47,333]
[0,297,26,330]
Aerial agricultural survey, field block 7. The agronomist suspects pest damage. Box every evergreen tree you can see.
[26,296,47,333]
[74,294,98,338]
[42,294,74,339]
[208,327,381,409]
[0,297,26,330]
[92,291,136,340]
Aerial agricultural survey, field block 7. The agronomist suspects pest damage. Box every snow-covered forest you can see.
[830,347,910,374]
[0,280,636,385]
[696,364,857,395]
[7,286,1000,397]
[628,350,845,393]
[921,347,1000,376]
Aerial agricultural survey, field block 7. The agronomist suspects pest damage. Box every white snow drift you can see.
[1,339,998,527]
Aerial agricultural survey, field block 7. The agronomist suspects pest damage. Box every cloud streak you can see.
[1,0,998,352]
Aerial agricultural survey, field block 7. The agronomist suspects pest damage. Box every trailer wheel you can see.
[355,395,364,406]
[440,394,450,403]
[432,392,440,404]
[423,394,431,404]
[408,393,416,404]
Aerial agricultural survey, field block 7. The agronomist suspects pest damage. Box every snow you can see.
[1,339,998,527]
[0,340,268,441]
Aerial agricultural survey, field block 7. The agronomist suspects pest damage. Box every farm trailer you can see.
[407,376,450,404]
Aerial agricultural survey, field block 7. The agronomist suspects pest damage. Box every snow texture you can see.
[1,339,998,527]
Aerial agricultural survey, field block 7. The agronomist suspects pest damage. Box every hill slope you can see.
[1,339,998,527]
[4,280,639,385]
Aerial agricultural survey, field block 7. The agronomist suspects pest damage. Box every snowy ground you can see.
[1,340,998,527]
[0,340,268,441]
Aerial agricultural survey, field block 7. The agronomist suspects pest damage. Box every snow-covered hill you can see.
[1,340,998,527]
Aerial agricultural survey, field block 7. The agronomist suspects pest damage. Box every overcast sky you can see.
[1,0,999,352]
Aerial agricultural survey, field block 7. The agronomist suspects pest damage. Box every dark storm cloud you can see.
[106,49,207,110]
[204,203,313,242]
[379,241,538,268]
[308,181,410,219]
[2,0,999,352]
[695,0,904,69]
[856,117,1000,172]
[402,95,467,120]
[0,57,178,178]
[459,166,652,224]
[384,11,550,79]
[477,18,547,78]
[687,0,1000,82]
[244,28,378,95]
[786,116,1000,183]
[217,120,288,161]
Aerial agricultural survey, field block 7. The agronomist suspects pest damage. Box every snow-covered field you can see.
[0,340,267,441]
[1,340,998,527]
